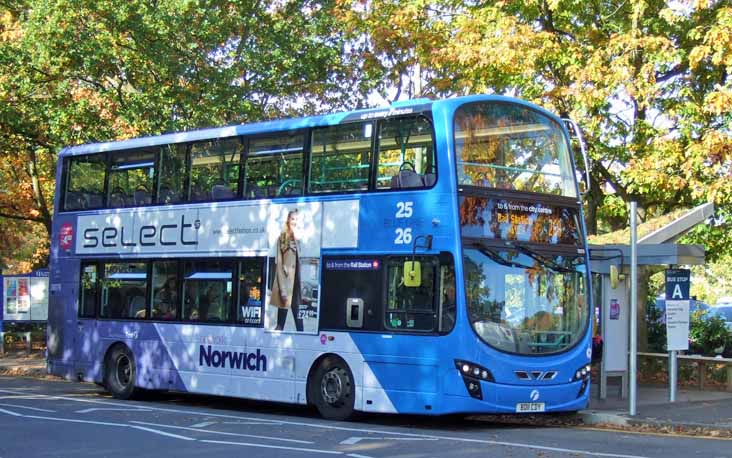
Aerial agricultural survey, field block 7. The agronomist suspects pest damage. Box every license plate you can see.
[515,402,545,413]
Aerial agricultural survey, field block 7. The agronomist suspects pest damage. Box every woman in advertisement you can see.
[270,208,304,331]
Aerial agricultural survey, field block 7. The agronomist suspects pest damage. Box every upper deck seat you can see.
[134,189,152,205]
[392,170,425,189]
[211,184,235,200]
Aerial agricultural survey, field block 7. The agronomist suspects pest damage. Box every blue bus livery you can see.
[47,94,592,420]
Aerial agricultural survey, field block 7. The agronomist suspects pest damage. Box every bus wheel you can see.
[312,358,354,421]
[105,345,138,400]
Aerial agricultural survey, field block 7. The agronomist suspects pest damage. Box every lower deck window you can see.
[385,257,437,331]
[100,262,148,319]
[182,260,234,322]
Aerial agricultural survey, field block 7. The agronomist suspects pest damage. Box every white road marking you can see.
[0,403,55,413]
[346,454,374,458]
[340,436,438,445]
[191,421,217,428]
[130,425,196,441]
[0,408,195,441]
[130,421,314,444]
[200,439,344,455]
[0,389,652,458]
[76,407,152,414]
[223,421,283,425]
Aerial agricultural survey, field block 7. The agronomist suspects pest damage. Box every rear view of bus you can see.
[449,99,591,414]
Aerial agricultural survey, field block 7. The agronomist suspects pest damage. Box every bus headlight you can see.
[455,360,495,400]
[572,364,591,382]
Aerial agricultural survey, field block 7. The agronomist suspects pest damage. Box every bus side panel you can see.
[145,323,401,413]
[47,214,80,379]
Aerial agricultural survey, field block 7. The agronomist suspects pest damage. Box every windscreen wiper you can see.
[474,241,534,270]
[514,244,576,274]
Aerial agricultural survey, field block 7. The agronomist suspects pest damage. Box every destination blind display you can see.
[459,196,581,245]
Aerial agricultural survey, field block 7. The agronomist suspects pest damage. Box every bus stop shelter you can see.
[589,203,713,399]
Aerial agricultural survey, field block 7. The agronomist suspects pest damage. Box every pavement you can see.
[579,380,732,435]
[2,353,732,436]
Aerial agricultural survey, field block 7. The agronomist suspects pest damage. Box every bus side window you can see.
[309,123,372,194]
[157,144,188,204]
[65,155,106,211]
[246,133,304,199]
[189,139,241,203]
[107,148,156,208]
[237,258,265,327]
[100,262,148,320]
[79,262,98,318]
[376,116,435,190]
[385,256,437,332]
[439,263,456,334]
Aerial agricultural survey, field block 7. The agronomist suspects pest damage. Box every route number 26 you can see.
[394,227,413,245]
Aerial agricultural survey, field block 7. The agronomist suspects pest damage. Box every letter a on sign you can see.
[672,284,683,299]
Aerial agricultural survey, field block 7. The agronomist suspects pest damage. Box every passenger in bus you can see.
[153,277,177,320]
[270,208,304,332]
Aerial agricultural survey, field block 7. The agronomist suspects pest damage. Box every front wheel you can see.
[311,358,355,421]
[105,345,138,400]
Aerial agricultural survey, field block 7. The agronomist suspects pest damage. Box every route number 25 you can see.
[395,201,413,218]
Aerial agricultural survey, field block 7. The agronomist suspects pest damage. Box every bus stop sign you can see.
[665,269,690,300]
[665,269,691,351]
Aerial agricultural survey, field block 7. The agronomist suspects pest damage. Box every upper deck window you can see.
[309,122,372,193]
[245,133,304,198]
[189,139,241,202]
[65,155,106,210]
[455,103,576,197]
[108,149,156,208]
[376,117,435,189]
[157,144,187,205]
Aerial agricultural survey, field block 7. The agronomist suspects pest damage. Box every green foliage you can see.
[646,298,667,353]
[689,310,732,356]
[0,0,372,268]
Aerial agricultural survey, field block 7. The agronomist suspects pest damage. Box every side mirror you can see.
[610,265,625,289]
[404,261,422,287]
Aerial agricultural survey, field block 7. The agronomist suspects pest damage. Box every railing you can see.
[638,352,732,391]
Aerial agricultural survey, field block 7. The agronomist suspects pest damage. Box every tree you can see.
[0,0,368,270]
[338,0,732,256]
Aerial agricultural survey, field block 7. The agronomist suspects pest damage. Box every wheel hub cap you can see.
[321,370,343,405]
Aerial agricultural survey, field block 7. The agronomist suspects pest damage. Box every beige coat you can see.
[270,233,301,309]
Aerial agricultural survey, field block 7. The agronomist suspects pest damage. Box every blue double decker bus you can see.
[47,95,592,420]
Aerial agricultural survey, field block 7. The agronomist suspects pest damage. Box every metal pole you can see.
[669,350,677,402]
[629,201,638,416]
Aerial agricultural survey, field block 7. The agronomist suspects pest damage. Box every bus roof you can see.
[59,94,561,157]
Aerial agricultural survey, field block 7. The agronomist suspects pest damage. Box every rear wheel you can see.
[311,357,355,421]
[105,345,138,400]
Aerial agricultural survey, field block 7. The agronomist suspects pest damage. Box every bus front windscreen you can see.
[463,247,588,355]
[455,102,577,197]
